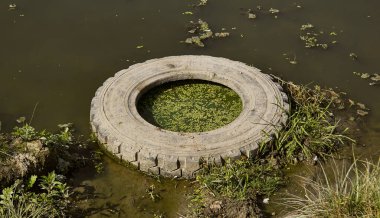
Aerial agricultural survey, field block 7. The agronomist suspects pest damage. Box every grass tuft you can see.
[196,158,283,200]
[261,81,353,163]
[284,158,380,217]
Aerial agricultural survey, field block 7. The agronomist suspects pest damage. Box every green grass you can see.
[284,158,380,217]
[261,81,353,163]
[0,172,70,218]
[195,158,283,200]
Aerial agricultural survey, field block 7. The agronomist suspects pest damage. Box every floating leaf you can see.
[269,8,280,14]
[357,110,368,116]
[370,73,380,81]
[214,32,230,38]
[361,73,370,79]
[248,13,256,19]
[349,53,358,60]
[300,23,314,31]
[356,103,366,110]
[16,117,26,124]
[136,45,144,49]
[8,3,17,10]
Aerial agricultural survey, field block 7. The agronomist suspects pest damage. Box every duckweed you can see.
[137,80,243,133]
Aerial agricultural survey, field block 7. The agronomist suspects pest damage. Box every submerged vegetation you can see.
[138,80,242,132]
[285,158,380,217]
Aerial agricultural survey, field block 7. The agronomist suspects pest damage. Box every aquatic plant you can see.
[299,23,331,50]
[184,19,230,47]
[353,72,380,86]
[284,158,380,217]
[138,80,242,133]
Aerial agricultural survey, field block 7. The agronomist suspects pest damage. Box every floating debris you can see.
[357,110,369,116]
[248,12,256,19]
[353,72,380,86]
[182,11,193,15]
[185,36,204,47]
[197,0,208,6]
[214,32,230,38]
[357,102,366,110]
[136,45,144,49]
[349,52,358,60]
[269,8,280,14]
[8,3,17,10]
[300,23,314,31]
[284,53,298,65]
[370,73,380,81]
[184,19,230,47]
[299,23,335,50]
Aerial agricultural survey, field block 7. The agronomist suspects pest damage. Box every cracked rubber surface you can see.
[90,56,289,178]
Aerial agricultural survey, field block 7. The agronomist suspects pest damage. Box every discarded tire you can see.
[90,56,289,178]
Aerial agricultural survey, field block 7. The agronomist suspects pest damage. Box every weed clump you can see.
[196,159,283,200]
[284,158,380,217]
[261,81,353,163]
[0,172,70,217]
[190,158,283,217]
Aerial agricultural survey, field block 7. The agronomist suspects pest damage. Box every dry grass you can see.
[284,157,380,217]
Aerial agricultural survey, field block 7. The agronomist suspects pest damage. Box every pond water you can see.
[1,0,380,216]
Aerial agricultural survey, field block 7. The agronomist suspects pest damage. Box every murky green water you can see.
[137,80,242,133]
[1,0,380,216]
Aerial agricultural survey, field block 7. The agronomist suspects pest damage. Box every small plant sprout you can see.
[146,184,161,202]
